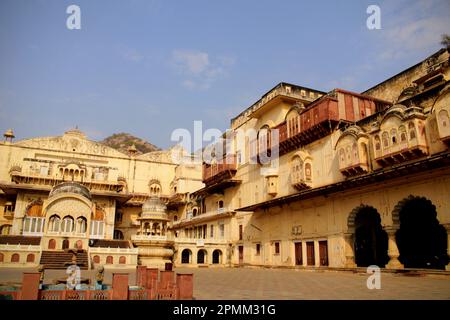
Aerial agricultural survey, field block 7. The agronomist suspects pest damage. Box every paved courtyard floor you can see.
[1,267,449,299]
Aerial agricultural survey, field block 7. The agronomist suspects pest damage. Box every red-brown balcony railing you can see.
[274,97,340,155]
[202,154,237,184]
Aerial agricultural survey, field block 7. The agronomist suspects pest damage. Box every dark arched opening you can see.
[197,249,206,264]
[181,249,191,264]
[396,197,448,269]
[354,206,389,267]
[212,249,222,264]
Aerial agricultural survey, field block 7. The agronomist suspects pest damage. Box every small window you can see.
[256,243,261,256]
[274,242,280,255]
[239,225,243,241]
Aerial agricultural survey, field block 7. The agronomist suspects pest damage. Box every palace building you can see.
[1,48,449,271]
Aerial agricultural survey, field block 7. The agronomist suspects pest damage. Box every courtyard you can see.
[1,267,449,300]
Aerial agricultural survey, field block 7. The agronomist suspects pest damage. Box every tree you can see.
[441,34,450,49]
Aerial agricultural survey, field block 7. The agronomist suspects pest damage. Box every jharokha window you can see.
[23,200,45,235]
[382,132,389,148]
[305,163,312,182]
[374,135,381,151]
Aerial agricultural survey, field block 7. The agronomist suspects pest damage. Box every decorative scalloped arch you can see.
[347,204,378,233]
[391,195,437,228]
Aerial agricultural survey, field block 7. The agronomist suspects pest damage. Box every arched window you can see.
[153,223,160,236]
[173,215,178,222]
[390,128,397,144]
[48,215,60,232]
[304,163,312,181]
[106,256,113,264]
[382,132,389,148]
[93,255,100,264]
[258,125,271,156]
[399,126,407,143]
[26,254,35,263]
[218,200,224,210]
[76,217,87,234]
[114,230,124,240]
[115,211,123,224]
[346,146,351,163]
[192,208,198,217]
[408,122,416,140]
[286,110,300,137]
[374,135,381,151]
[181,249,191,264]
[149,182,161,196]
[439,109,449,128]
[119,256,126,264]
[352,143,358,162]
[48,239,56,249]
[61,216,74,233]
[0,224,11,235]
[144,222,151,235]
[90,208,105,238]
[339,148,345,165]
[291,156,304,182]
[11,253,20,262]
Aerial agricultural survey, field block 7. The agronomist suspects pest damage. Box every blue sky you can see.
[0,0,449,149]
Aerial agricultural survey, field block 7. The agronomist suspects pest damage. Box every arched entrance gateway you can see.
[394,196,448,269]
[350,205,389,267]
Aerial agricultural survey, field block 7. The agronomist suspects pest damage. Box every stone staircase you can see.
[39,250,89,270]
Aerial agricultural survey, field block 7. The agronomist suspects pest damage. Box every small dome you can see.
[141,196,168,220]
[3,129,15,139]
[49,182,92,200]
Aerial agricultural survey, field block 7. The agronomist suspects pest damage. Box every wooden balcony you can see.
[374,140,428,166]
[275,97,341,156]
[202,154,238,186]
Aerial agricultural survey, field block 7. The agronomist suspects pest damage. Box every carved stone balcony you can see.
[374,140,428,166]
[290,172,312,191]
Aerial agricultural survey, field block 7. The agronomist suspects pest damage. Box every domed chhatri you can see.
[49,181,92,200]
[141,196,169,220]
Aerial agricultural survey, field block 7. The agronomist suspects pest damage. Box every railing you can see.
[9,171,124,192]
[174,237,228,245]
[130,220,140,227]
[173,207,232,226]
[131,235,171,242]
[377,140,411,158]
[3,210,14,218]
[88,247,139,254]
[0,244,41,252]
[46,231,87,237]
[203,154,237,182]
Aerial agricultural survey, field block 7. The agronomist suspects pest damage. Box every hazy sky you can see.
[0,0,449,149]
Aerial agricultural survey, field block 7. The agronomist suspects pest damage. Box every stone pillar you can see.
[160,270,174,289]
[21,273,41,300]
[343,233,356,268]
[112,273,129,300]
[384,227,404,269]
[176,273,193,300]
[444,224,450,271]
[136,266,147,287]
[146,268,159,289]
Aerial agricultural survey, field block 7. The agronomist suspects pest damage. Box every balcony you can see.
[174,237,228,245]
[290,171,312,191]
[8,168,125,193]
[203,154,237,184]
[166,192,188,209]
[374,139,428,166]
[131,234,171,242]
[172,207,235,228]
[129,220,141,227]
[3,210,14,218]
[275,97,341,156]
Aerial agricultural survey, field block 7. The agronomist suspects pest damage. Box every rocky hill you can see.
[100,133,160,155]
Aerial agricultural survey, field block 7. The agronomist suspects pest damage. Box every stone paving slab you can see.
[1,266,449,299]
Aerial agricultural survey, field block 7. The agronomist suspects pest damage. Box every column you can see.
[343,233,357,268]
[444,224,450,271]
[384,227,404,269]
